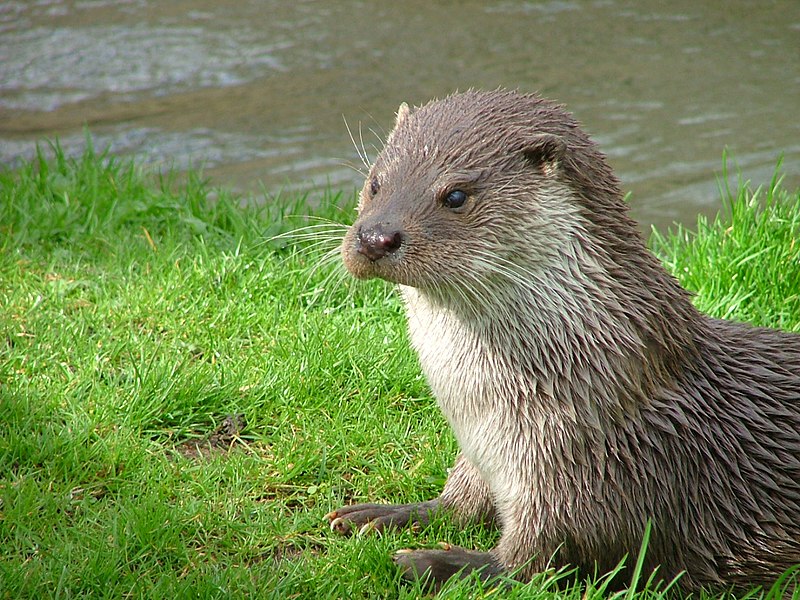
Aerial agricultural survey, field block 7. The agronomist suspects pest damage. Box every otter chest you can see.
[401,288,531,482]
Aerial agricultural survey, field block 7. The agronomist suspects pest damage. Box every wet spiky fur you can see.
[337,90,800,592]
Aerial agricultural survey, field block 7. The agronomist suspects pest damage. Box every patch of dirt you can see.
[173,413,247,460]
[248,536,326,567]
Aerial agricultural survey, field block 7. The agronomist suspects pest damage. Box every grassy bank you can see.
[1,146,798,599]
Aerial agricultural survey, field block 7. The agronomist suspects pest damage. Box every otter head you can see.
[340,90,701,428]
[340,90,633,307]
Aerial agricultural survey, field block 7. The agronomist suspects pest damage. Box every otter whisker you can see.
[292,240,344,263]
[433,266,492,324]
[362,108,388,146]
[469,248,559,310]
[312,243,346,271]
[367,126,386,160]
[338,159,368,178]
[282,214,350,227]
[293,212,354,226]
[302,246,348,297]
[462,268,517,323]
[358,121,372,169]
[343,116,370,172]
[266,223,349,245]
[467,250,528,296]
[457,267,501,316]
[446,273,483,323]
[270,227,347,242]
[273,227,348,243]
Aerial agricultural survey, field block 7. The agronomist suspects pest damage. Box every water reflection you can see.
[1,0,798,231]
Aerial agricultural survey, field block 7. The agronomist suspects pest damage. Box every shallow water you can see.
[1,0,799,231]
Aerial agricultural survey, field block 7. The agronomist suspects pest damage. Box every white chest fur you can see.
[399,285,542,503]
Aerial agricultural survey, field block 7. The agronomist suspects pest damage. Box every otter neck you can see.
[399,235,701,432]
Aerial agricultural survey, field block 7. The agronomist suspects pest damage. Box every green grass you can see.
[651,157,800,331]
[1,144,798,599]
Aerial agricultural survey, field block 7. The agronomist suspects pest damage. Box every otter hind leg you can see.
[326,499,440,536]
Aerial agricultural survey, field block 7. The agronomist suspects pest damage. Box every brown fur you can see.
[334,89,800,593]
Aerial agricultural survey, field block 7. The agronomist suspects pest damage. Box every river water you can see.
[1,0,799,231]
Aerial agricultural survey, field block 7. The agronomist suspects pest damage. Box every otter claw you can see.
[329,516,349,534]
[358,521,376,536]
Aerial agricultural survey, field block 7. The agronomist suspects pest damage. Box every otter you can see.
[326,90,800,593]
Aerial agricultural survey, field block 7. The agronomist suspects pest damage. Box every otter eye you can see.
[443,189,467,209]
[369,177,380,197]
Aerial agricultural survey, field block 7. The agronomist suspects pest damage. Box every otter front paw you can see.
[325,500,438,536]
[394,544,504,589]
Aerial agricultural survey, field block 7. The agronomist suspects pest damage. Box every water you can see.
[1,0,799,232]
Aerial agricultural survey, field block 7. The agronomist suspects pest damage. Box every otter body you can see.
[327,90,800,593]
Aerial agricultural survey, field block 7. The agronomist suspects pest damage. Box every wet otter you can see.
[327,90,800,593]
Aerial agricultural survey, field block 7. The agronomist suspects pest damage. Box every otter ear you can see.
[395,102,410,129]
[522,133,567,172]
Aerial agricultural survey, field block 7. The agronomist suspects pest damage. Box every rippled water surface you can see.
[1,0,799,230]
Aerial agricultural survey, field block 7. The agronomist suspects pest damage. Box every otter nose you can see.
[356,223,404,261]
